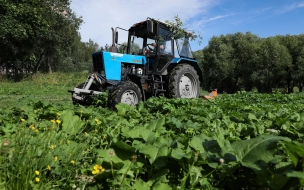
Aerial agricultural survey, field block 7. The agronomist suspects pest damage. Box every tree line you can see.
[0,0,101,78]
[194,32,304,93]
[1,1,304,93]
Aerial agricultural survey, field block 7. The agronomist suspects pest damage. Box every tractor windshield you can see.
[176,36,193,59]
[130,35,143,55]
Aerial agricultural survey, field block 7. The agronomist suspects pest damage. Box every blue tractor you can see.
[69,18,202,109]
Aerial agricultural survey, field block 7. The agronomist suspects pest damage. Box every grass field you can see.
[1,72,304,189]
[0,72,88,108]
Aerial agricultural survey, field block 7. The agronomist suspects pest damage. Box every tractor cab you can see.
[116,18,194,75]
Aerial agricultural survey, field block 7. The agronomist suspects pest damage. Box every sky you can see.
[70,0,304,51]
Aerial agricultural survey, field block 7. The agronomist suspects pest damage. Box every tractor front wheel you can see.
[167,64,200,98]
[108,81,142,109]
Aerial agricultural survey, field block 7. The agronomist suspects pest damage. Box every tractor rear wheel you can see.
[108,81,142,109]
[167,64,200,98]
[72,82,99,105]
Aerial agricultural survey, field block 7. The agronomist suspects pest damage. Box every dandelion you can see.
[49,145,56,149]
[94,119,101,125]
[108,150,115,157]
[35,170,40,175]
[29,125,35,130]
[84,132,88,135]
[103,135,107,139]
[47,165,51,170]
[21,118,25,122]
[219,158,225,164]
[51,119,56,124]
[67,140,70,144]
[35,177,40,182]
[54,156,58,161]
[56,112,61,117]
[71,160,75,164]
[35,129,39,133]
[55,119,61,124]
[92,164,104,175]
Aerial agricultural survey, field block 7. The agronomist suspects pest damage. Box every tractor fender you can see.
[169,58,203,86]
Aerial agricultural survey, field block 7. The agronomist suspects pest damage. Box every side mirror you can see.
[147,20,154,33]
[115,31,118,44]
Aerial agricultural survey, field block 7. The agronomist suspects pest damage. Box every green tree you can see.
[251,37,292,93]
[276,34,304,92]
[202,32,260,93]
[202,35,234,92]
[0,0,83,76]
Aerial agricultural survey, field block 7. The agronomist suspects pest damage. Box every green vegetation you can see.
[0,73,304,189]
[195,33,304,93]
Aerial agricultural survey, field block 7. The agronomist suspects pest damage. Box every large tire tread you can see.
[108,81,142,110]
[167,64,200,98]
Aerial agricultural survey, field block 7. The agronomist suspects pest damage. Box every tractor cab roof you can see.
[128,18,174,39]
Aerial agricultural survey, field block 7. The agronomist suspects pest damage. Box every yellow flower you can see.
[29,125,35,130]
[35,177,40,182]
[47,165,51,170]
[67,140,70,144]
[21,118,25,122]
[55,120,61,124]
[35,170,40,175]
[71,160,75,164]
[51,119,56,124]
[84,132,88,135]
[35,129,39,133]
[54,156,58,161]
[49,145,56,149]
[56,112,61,117]
[91,164,105,175]
[93,164,102,170]
[94,119,101,125]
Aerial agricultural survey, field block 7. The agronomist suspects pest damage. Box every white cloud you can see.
[278,1,304,13]
[70,0,218,47]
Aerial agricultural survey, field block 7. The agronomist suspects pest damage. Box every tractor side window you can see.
[176,37,193,58]
[130,36,143,55]
[158,28,173,55]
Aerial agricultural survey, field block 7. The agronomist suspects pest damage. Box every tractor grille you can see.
[92,52,104,72]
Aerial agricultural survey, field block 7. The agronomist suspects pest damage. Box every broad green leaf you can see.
[140,144,168,168]
[286,171,304,179]
[171,147,192,160]
[152,183,172,190]
[232,135,289,170]
[147,117,166,133]
[282,141,304,167]
[61,110,84,135]
[112,140,136,153]
[132,179,150,190]
[189,136,205,153]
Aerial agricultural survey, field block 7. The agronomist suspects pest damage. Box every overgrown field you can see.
[0,73,304,189]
